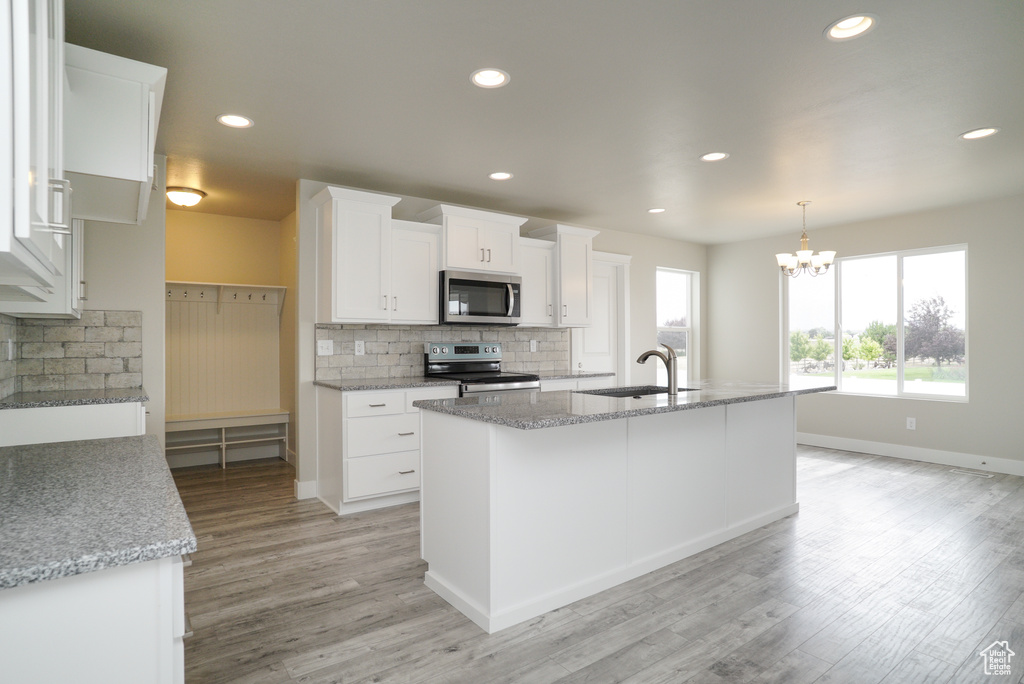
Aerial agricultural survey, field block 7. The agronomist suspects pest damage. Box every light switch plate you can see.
[316,340,333,356]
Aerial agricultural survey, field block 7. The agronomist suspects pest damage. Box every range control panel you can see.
[425,342,502,362]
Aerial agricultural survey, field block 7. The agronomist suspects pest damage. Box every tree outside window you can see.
[656,268,693,387]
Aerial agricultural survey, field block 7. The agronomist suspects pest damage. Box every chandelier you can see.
[775,201,836,277]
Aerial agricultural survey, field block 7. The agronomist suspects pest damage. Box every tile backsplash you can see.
[315,324,569,381]
[10,310,143,393]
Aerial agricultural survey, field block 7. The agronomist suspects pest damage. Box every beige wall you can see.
[83,156,168,443]
[279,210,298,461]
[707,193,1024,463]
[166,211,282,285]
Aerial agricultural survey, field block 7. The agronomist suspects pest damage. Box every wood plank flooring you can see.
[172,446,1024,683]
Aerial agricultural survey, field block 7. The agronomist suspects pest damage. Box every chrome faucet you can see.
[637,344,678,396]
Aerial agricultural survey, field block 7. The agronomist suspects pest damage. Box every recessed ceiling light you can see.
[166,187,207,207]
[700,152,729,162]
[471,68,510,88]
[648,208,666,214]
[216,114,254,128]
[825,14,877,41]
[959,127,999,140]
[488,172,513,180]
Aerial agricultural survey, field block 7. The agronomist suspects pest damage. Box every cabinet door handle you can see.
[480,248,485,262]
[368,403,387,407]
[49,178,72,230]
[548,304,552,316]
[393,296,398,311]
[398,431,415,436]
[398,469,416,475]
[383,295,387,310]
[486,248,492,262]
[79,280,88,301]
[563,304,568,316]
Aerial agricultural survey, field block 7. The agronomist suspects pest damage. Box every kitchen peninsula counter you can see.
[417,381,833,633]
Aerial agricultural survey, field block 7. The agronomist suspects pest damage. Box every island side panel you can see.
[489,419,629,623]
[420,411,494,622]
[626,405,728,566]
[725,396,798,528]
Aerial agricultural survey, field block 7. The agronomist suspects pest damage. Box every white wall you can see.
[82,156,167,443]
[707,193,1024,466]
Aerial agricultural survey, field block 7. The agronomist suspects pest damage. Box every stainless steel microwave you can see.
[440,270,521,325]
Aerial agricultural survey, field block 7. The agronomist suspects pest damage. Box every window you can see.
[786,245,967,399]
[656,268,694,387]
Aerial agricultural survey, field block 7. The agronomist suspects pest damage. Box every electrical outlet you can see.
[355,340,365,355]
[316,340,333,356]
[906,417,916,430]
[6,339,12,361]
[530,339,537,352]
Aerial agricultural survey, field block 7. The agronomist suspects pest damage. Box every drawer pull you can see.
[368,403,387,407]
[399,469,416,475]
[398,431,415,436]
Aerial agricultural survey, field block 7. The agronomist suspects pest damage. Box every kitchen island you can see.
[414,381,834,633]
[0,435,196,683]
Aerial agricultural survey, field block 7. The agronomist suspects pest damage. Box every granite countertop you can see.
[315,377,460,392]
[413,380,837,430]
[314,371,613,393]
[0,387,150,410]
[0,434,196,590]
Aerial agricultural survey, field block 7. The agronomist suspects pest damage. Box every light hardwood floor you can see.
[172,446,1024,683]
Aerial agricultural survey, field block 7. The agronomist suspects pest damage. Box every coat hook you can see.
[183,290,188,298]
[248,293,252,300]
[233,293,237,299]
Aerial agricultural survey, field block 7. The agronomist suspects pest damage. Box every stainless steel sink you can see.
[576,385,697,398]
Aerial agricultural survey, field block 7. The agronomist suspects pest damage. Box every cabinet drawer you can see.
[346,451,420,499]
[405,386,458,412]
[346,391,404,417]
[347,413,420,457]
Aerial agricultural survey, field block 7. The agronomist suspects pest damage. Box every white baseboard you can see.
[294,479,317,500]
[797,432,1024,477]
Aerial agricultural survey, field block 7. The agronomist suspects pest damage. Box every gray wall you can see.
[707,193,1024,463]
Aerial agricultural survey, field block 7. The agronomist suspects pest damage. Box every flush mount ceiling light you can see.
[471,68,510,88]
[775,201,836,278]
[825,14,878,41]
[648,208,666,214]
[700,152,729,162]
[959,127,999,140]
[488,172,513,180]
[216,114,254,128]
[166,187,207,207]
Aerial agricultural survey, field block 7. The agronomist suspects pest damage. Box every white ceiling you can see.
[64,0,1024,244]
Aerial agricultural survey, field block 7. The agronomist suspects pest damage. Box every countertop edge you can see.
[0,389,150,410]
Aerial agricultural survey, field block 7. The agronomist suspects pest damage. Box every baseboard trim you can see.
[797,432,1024,477]
[294,479,317,500]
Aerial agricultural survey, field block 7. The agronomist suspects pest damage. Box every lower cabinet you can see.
[0,400,145,447]
[0,555,186,684]
[316,384,458,515]
[539,375,616,392]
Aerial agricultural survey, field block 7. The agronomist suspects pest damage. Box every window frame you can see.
[655,267,698,386]
[783,244,968,401]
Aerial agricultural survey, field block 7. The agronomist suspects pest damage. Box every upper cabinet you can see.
[1,0,67,298]
[64,43,166,225]
[528,224,599,327]
[1,218,84,318]
[519,237,556,327]
[418,204,526,274]
[314,186,440,325]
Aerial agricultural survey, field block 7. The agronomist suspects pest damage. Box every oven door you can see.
[441,270,521,325]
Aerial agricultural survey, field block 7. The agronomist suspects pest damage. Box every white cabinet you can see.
[528,224,599,327]
[1,218,84,318]
[519,238,555,327]
[314,187,440,324]
[64,43,167,225]
[0,400,146,447]
[316,384,459,515]
[418,204,527,274]
[0,0,67,297]
[538,375,616,392]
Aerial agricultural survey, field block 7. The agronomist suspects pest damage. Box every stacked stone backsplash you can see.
[0,314,16,399]
[315,324,569,381]
[13,310,143,393]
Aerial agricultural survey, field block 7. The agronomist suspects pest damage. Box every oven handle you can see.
[506,283,515,317]
[461,380,540,394]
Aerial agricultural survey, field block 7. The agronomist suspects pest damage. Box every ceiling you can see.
[64,0,1024,244]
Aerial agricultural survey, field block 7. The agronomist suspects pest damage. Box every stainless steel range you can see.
[424,342,540,396]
